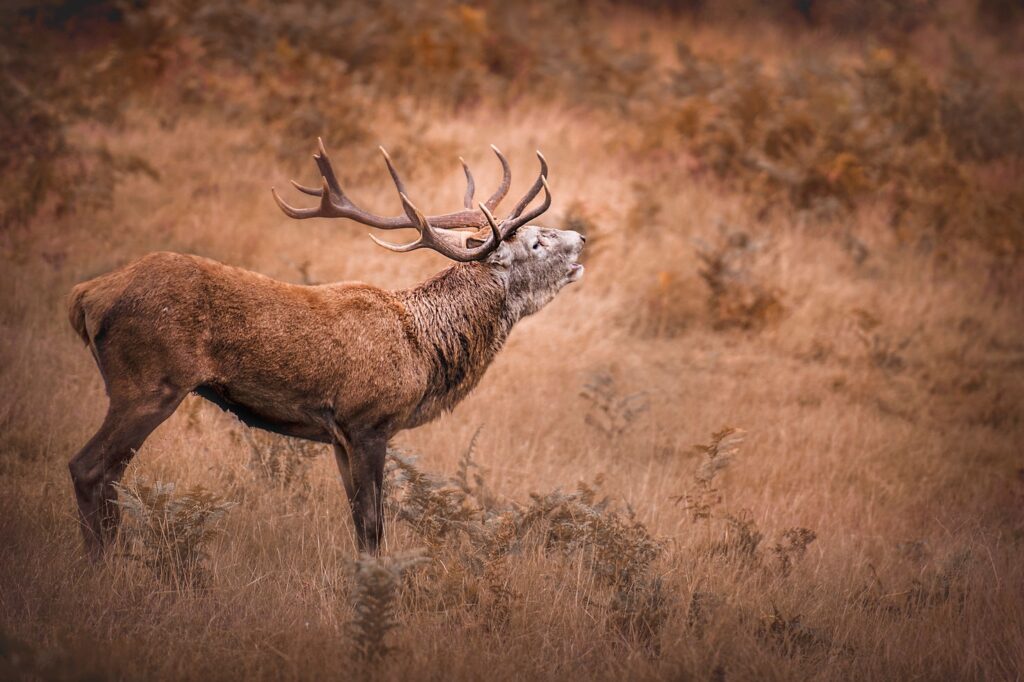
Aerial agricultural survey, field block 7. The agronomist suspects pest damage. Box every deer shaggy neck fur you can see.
[400,262,513,428]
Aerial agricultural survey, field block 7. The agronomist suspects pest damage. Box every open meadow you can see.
[1,1,1023,680]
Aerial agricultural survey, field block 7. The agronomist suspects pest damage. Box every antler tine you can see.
[506,151,549,223]
[379,146,409,199]
[367,233,419,253]
[272,177,335,219]
[519,174,552,225]
[460,157,475,209]
[478,202,502,245]
[500,174,552,239]
[369,193,501,262]
[366,192,429,254]
[482,145,512,211]
[292,137,348,201]
[290,179,324,196]
[397,190,421,225]
[314,137,347,199]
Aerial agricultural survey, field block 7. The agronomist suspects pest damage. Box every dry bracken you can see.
[113,479,235,587]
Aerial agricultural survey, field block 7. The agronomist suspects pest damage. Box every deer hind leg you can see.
[69,384,185,558]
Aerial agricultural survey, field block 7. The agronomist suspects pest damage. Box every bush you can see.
[114,479,235,587]
[696,231,784,330]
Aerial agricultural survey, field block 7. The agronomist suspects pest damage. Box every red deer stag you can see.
[67,138,585,556]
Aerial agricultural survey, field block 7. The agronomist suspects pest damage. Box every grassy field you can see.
[2,2,1023,680]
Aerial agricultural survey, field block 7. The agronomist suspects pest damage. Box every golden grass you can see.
[2,4,1024,680]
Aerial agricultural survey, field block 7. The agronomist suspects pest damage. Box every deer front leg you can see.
[319,414,386,554]
[349,435,387,555]
[332,443,364,545]
[332,443,356,502]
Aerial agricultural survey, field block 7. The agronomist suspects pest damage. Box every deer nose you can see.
[579,234,587,244]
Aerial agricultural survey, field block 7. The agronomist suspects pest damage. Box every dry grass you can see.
[1,1,1023,680]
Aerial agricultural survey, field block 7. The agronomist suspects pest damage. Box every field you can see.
[2,1,1023,680]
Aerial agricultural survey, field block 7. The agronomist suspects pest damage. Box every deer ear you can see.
[486,241,512,268]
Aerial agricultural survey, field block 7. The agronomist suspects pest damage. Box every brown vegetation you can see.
[1,1,1023,680]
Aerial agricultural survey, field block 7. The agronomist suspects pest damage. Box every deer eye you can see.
[532,240,542,251]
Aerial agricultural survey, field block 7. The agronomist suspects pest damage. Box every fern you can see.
[114,479,235,587]
[350,550,428,662]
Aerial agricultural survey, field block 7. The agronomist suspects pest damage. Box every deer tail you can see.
[68,283,92,346]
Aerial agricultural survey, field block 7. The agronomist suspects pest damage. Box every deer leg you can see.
[311,414,364,548]
[349,435,388,555]
[332,444,356,500]
[314,413,386,554]
[331,443,363,543]
[69,388,184,558]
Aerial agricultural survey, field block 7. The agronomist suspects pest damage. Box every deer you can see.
[66,137,586,557]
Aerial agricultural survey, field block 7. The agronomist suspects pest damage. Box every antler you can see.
[499,151,550,239]
[272,138,551,261]
[461,145,512,212]
[367,193,502,263]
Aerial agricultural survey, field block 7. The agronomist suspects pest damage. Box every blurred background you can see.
[1,1,1022,680]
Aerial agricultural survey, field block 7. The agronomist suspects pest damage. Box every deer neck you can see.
[402,262,514,423]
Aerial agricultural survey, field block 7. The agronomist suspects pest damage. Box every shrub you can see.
[349,550,428,662]
[696,231,784,330]
[660,42,1024,255]
[579,372,649,438]
[242,429,323,492]
[674,427,743,521]
[630,270,698,338]
[383,444,670,647]
[773,527,818,576]
[114,479,235,587]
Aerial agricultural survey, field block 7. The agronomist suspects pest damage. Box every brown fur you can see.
[67,227,585,555]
